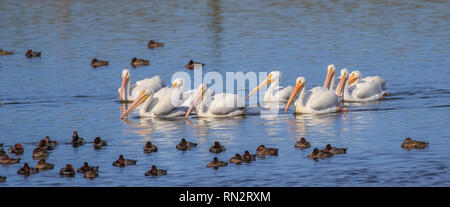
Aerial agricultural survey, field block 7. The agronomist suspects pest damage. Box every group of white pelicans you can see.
[118,64,386,119]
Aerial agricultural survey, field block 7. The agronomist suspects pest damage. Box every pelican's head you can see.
[119,69,131,101]
[245,71,281,99]
[185,84,207,119]
[284,77,306,112]
[349,70,362,85]
[324,64,336,89]
[171,78,185,89]
[336,69,349,98]
[120,89,153,119]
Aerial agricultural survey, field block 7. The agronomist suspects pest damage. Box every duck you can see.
[91,58,109,68]
[147,40,164,48]
[112,155,137,167]
[32,148,49,159]
[37,139,53,151]
[0,49,13,56]
[130,57,150,67]
[0,176,6,182]
[0,143,2,147]
[35,159,54,172]
[1,154,21,165]
[8,143,24,154]
[72,131,86,147]
[25,49,41,58]
[229,154,243,164]
[295,138,311,150]
[17,163,38,176]
[0,148,6,156]
[206,157,228,168]
[145,165,167,176]
[77,162,99,173]
[323,144,347,154]
[308,148,333,159]
[143,141,158,153]
[243,151,256,162]
[45,136,58,147]
[185,60,205,70]
[93,137,107,149]
[59,164,76,177]
[84,168,99,179]
[209,141,226,153]
[401,137,429,150]
[256,145,278,156]
[176,138,198,151]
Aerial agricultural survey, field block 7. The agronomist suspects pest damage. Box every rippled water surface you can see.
[1,0,449,186]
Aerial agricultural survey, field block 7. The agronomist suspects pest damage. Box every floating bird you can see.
[185,60,204,70]
[255,145,278,156]
[37,139,53,151]
[246,71,293,105]
[295,138,311,149]
[284,76,346,114]
[176,138,197,151]
[17,163,37,176]
[91,58,109,68]
[308,148,333,159]
[93,137,107,149]
[336,69,385,102]
[143,141,158,153]
[130,57,150,67]
[112,155,137,167]
[229,154,243,165]
[45,136,58,148]
[145,165,167,176]
[323,144,347,154]
[118,69,164,102]
[59,164,76,177]
[84,168,99,179]
[0,176,5,182]
[1,155,20,165]
[147,40,164,48]
[25,49,41,58]
[72,131,86,147]
[209,141,226,153]
[8,143,24,154]
[77,162,99,173]
[0,49,13,56]
[401,137,429,150]
[185,84,246,118]
[0,143,2,147]
[0,148,5,156]
[350,70,386,91]
[206,157,228,168]
[35,159,54,172]
[32,148,49,160]
[243,151,256,162]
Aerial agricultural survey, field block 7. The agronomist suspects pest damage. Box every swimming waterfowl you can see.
[401,137,429,150]
[25,49,41,58]
[176,138,197,151]
[72,131,85,147]
[77,162,99,173]
[243,151,256,162]
[308,148,333,159]
[229,154,243,164]
[0,49,13,56]
[17,163,38,176]
[0,176,5,182]
[295,138,311,150]
[324,144,347,154]
[59,164,76,177]
[45,136,58,147]
[93,137,107,149]
[209,141,226,153]
[147,40,164,48]
[8,143,24,154]
[32,148,49,159]
[143,141,158,153]
[91,58,109,67]
[207,157,228,168]
[130,57,150,67]
[38,139,53,151]
[256,145,278,156]
[145,165,167,176]
[0,143,2,147]
[84,168,99,179]
[35,159,54,172]
[185,60,205,70]
[1,154,21,164]
[112,155,137,167]
[0,148,5,156]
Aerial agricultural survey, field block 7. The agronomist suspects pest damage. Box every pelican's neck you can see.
[295,84,307,109]
[329,76,336,91]
[123,77,131,100]
[267,78,280,96]
[198,89,213,115]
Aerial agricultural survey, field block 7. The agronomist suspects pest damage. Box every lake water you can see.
[0,0,449,186]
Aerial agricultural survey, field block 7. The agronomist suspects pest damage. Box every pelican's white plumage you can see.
[350,70,386,90]
[118,69,164,101]
[246,71,293,104]
[338,69,385,102]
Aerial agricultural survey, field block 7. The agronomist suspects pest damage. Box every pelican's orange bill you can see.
[245,74,272,100]
[336,72,348,98]
[284,80,304,112]
[120,91,149,119]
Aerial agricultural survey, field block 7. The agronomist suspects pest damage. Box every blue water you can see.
[0,0,449,186]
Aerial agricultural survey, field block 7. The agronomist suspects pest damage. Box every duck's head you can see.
[324,64,336,89]
[83,162,89,168]
[284,77,306,112]
[188,60,194,65]
[349,70,362,85]
[246,71,281,100]
[404,137,412,142]
[15,143,24,150]
[149,40,155,44]
[91,58,97,64]
[244,151,251,159]
[38,140,46,148]
[151,165,157,174]
[235,153,242,160]
[312,148,319,156]
[120,89,154,119]
[185,84,207,119]
[257,145,266,151]
[325,144,332,151]
[213,157,219,162]
[38,159,46,164]
[180,138,187,146]
[214,141,221,148]
[145,141,152,148]
[26,49,32,54]
[300,138,307,143]
[66,164,74,171]
[24,163,30,171]
[94,137,101,144]
[73,131,79,138]
[132,57,137,62]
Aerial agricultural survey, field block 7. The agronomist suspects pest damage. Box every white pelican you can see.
[118,69,164,102]
[323,64,338,90]
[245,71,293,104]
[284,75,346,114]
[185,84,246,118]
[338,69,385,102]
[119,80,188,118]
[349,70,386,91]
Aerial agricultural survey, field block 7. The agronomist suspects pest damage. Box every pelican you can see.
[323,64,338,90]
[338,69,385,102]
[120,79,188,118]
[118,69,164,102]
[284,75,346,114]
[245,71,293,104]
[349,70,386,91]
[185,84,246,118]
